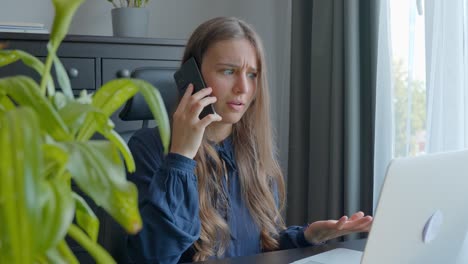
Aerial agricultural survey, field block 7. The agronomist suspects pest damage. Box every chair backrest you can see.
[118,67,179,142]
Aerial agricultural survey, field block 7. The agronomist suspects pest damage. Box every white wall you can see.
[0,0,292,174]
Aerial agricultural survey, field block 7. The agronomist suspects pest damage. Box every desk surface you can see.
[192,239,366,264]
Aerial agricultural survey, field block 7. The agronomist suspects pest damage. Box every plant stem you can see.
[57,240,79,264]
[40,48,56,96]
[67,224,116,264]
[107,0,118,8]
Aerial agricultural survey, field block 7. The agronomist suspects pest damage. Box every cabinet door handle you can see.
[67,67,79,78]
[117,69,131,78]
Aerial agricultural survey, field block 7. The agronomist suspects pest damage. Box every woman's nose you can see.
[233,74,250,94]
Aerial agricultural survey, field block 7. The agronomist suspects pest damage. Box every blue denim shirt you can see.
[126,128,313,264]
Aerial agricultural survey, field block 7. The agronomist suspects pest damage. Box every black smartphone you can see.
[173,57,216,119]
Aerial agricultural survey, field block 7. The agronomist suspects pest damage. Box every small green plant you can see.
[0,0,169,263]
[106,0,149,8]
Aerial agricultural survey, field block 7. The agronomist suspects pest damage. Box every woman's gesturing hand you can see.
[170,84,222,159]
[304,211,373,244]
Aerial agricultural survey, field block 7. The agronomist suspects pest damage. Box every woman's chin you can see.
[217,113,244,125]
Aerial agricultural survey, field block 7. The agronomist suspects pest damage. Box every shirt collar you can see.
[212,136,236,171]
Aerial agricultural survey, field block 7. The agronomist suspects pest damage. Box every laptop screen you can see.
[362,150,468,264]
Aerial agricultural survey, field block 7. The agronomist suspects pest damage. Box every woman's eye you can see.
[223,69,234,75]
[247,72,258,79]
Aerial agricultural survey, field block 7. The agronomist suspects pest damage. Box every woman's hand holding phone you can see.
[170,84,222,159]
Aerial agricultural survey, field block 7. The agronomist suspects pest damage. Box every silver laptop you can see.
[292,150,468,264]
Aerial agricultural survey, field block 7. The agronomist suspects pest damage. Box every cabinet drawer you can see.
[0,57,95,92]
[102,59,179,83]
[59,58,96,90]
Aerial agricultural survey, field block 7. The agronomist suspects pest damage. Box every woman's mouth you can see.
[227,101,244,111]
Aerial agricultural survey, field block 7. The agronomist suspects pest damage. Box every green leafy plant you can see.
[106,0,149,8]
[0,0,169,263]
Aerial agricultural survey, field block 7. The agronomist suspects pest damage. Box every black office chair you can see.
[103,67,180,264]
[117,67,180,142]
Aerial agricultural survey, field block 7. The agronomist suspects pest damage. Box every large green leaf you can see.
[0,50,44,72]
[0,109,75,263]
[36,144,75,253]
[0,107,42,263]
[42,143,69,181]
[63,141,142,234]
[0,76,71,141]
[39,145,75,254]
[77,79,140,140]
[37,178,75,253]
[0,92,15,113]
[77,78,170,154]
[58,101,110,137]
[136,79,171,154]
[57,101,136,171]
[49,0,86,50]
[99,128,136,172]
[0,49,55,92]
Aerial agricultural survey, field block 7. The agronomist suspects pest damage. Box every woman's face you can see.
[201,38,258,124]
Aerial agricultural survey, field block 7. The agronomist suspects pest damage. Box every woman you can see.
[127,17,372,263]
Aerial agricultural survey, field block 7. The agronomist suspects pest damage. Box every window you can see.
[376,1,468,262]
[390,0,426,158]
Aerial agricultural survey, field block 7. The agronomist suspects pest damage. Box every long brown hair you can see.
[181,17,286,261]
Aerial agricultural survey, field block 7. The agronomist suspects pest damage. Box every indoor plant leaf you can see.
[67,224,116,264]
[45,239,79,264]
[42,143,69,180]
[77,78,140,140]
[77,78,170,153]
[98,128,136,172]
[0,107,42,263]
[0,76,71,141]
[57,100,109,137]
[62,141,142,234]
[36,177,76,253]
[50,48,74,99]
[0,49,55,92]
[73,192,100,242]
[40,0,85,94]
[58,101,136,171]
[135,78,170,153]
[0,92,15,112]
[49,0,86,49]
[0,49,44,72]
[1,0,172,261]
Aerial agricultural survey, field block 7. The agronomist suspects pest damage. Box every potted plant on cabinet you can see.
[106,0,151,37]
[0,0,169,263]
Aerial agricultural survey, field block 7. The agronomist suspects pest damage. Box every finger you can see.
[359,216,373,232]
[336,216,348,230]
[190,87,213,102]
[351,219,372,233]
[349,211,365,221]
[346,215,373,232]
[177,84,195,110]
[191,96,217,118]
[199,113,222,128]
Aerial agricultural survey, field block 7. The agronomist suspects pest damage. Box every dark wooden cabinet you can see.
[0,33,185,263]
[1,33,184,135]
